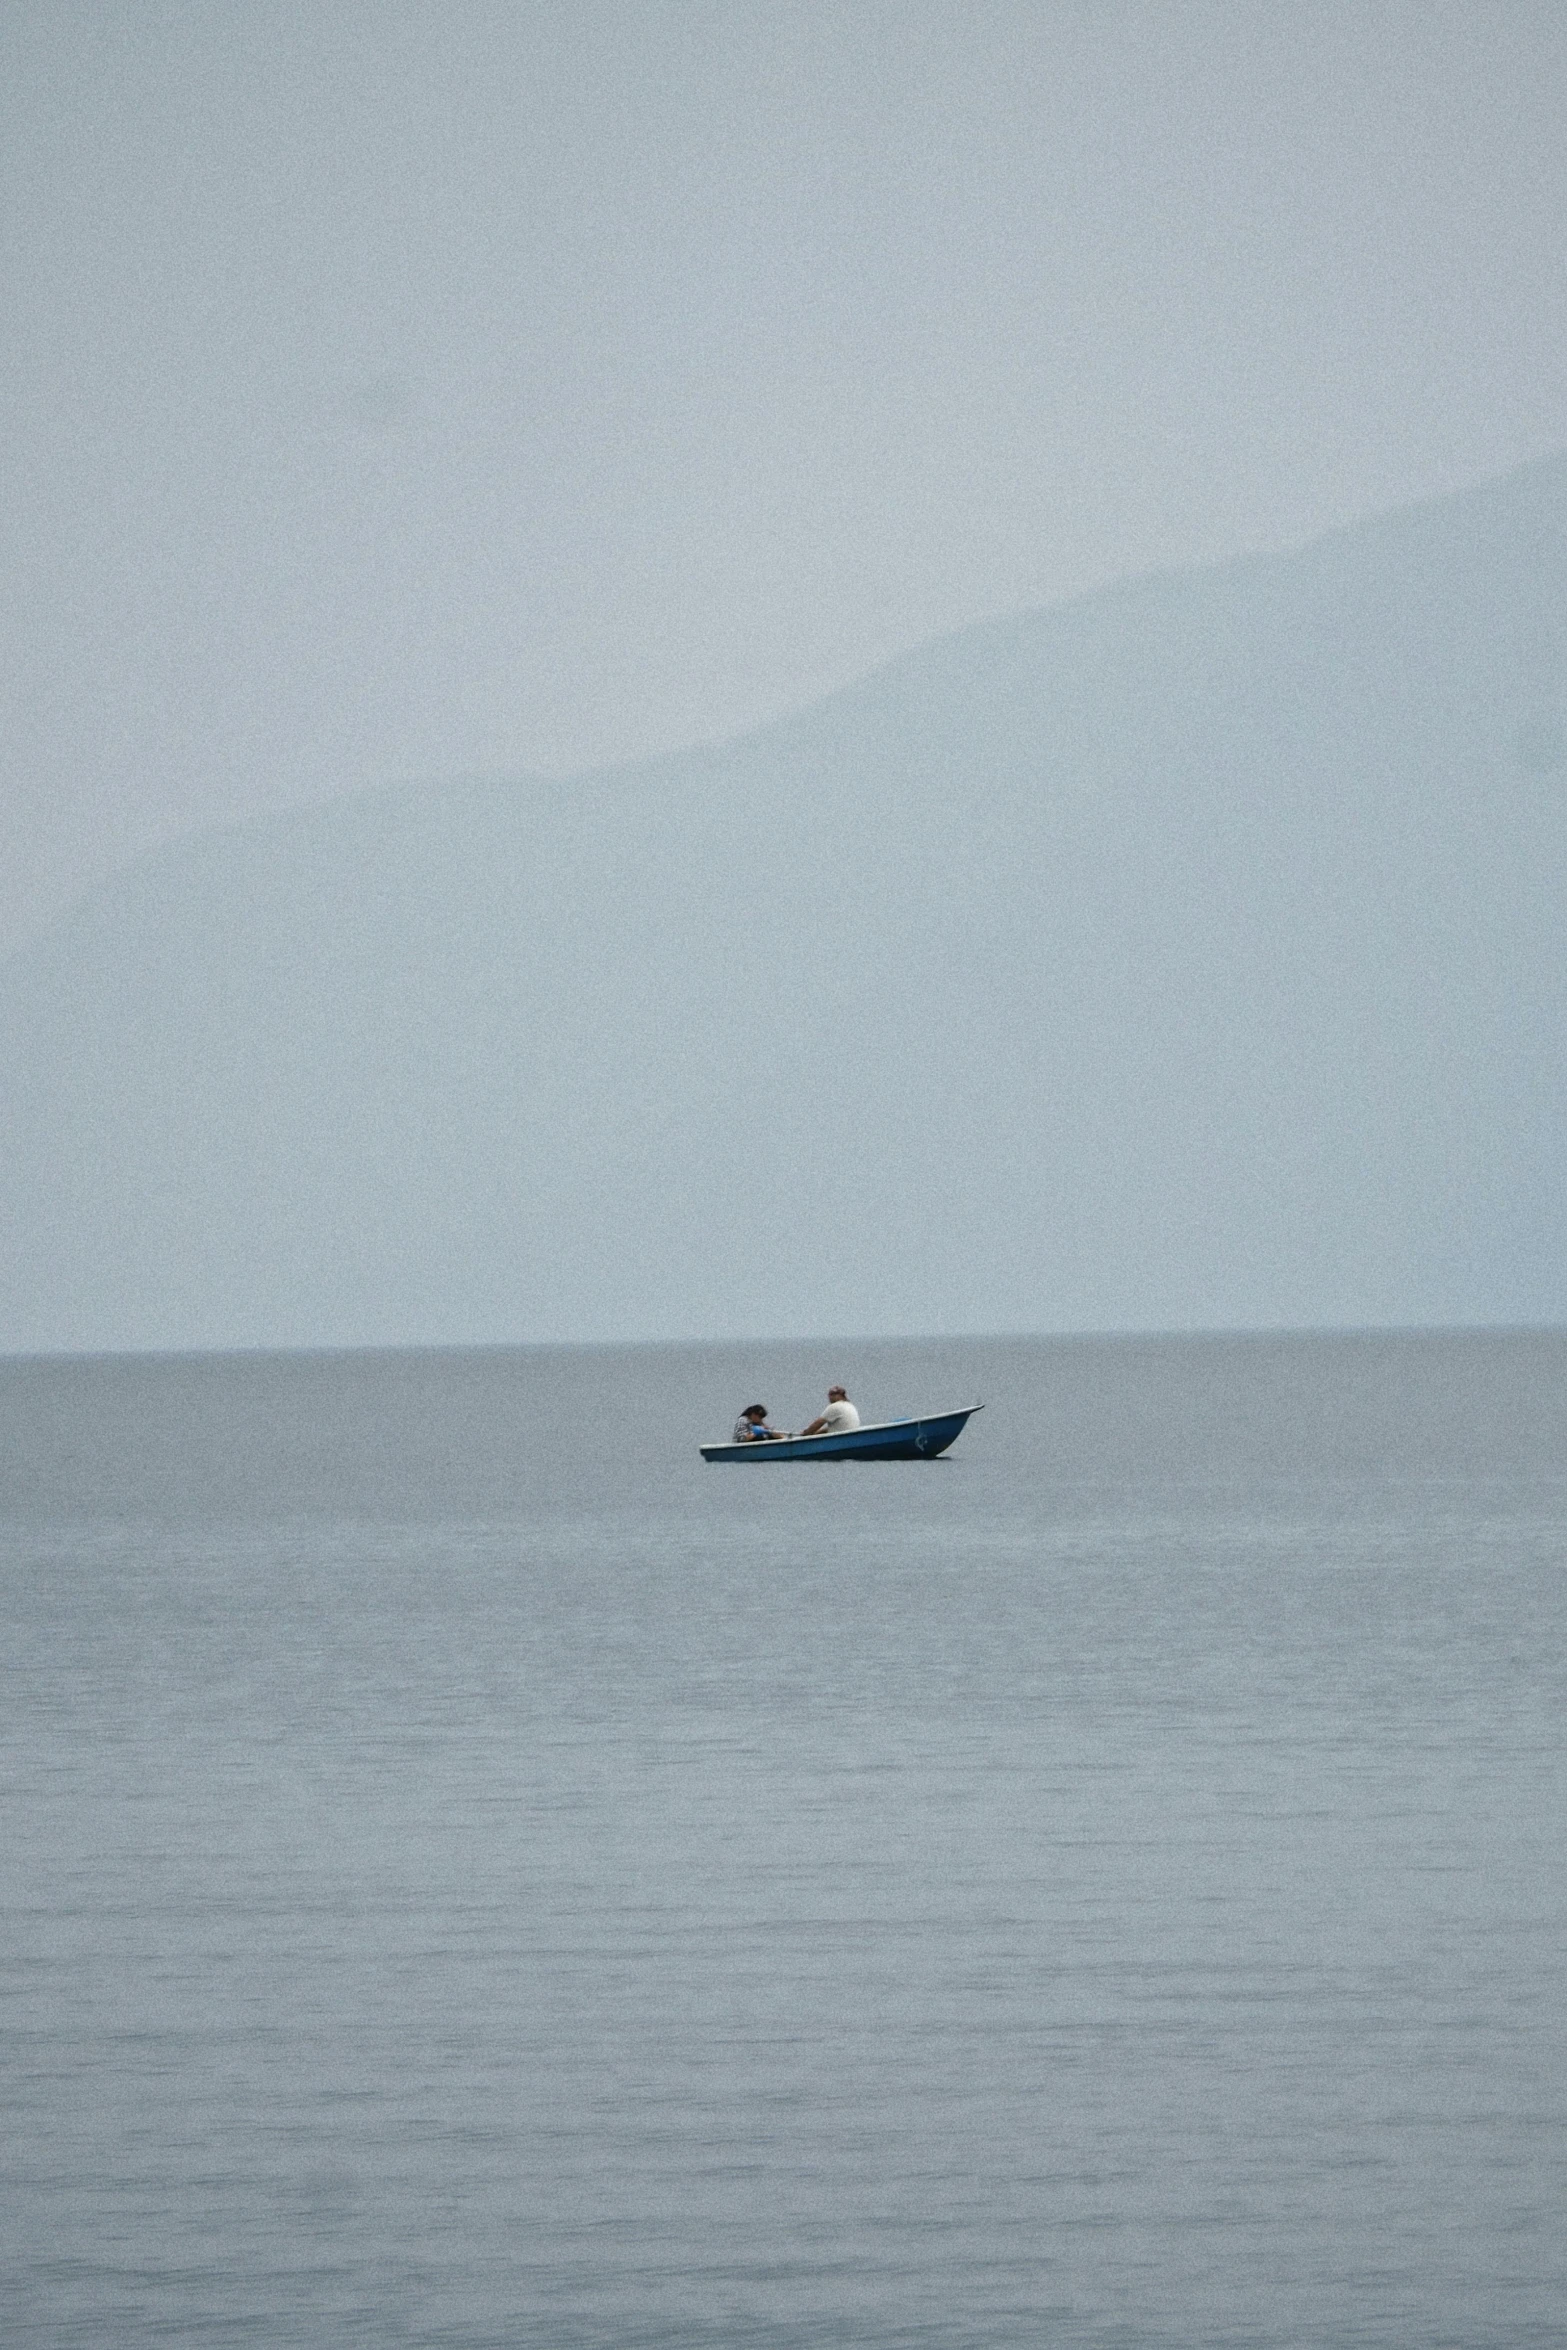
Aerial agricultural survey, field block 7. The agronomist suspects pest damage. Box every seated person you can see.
[799,1384,860,1436]
[733,1403,783,1443]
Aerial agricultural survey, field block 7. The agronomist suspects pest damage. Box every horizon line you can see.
[3,1319,1564,1372]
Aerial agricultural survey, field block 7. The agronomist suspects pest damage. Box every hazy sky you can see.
[5,0,1566,949]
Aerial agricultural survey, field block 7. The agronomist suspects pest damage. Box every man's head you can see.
[743,1404,769,1423]
[828,1385,848,1401]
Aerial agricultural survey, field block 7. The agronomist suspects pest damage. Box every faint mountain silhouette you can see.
[3,456,1564,1351]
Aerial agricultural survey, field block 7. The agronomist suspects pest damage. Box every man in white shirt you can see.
[799,1385,860,1437]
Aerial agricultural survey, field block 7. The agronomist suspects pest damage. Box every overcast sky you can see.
[5,0,1566,949]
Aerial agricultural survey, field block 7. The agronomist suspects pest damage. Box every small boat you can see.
[700,1406,982,1463]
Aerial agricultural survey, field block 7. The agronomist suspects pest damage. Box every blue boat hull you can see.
[700,1406,981,1463]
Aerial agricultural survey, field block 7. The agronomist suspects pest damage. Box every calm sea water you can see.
[3,1332,1565,2349]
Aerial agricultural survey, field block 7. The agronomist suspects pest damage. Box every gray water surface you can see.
[3,1333,1565,2347]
